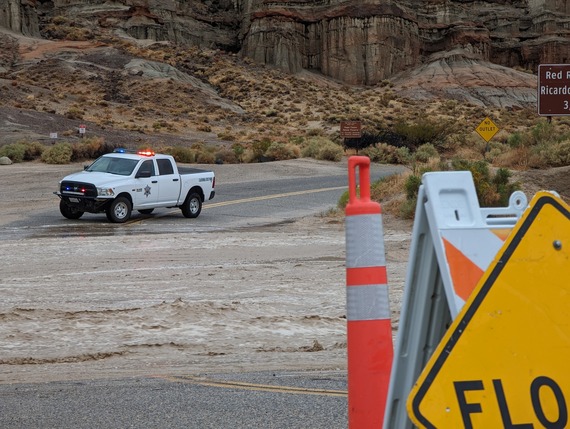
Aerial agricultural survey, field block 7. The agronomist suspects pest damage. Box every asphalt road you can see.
[1,159,404,428]
[0,371,348,429]
[6,160,404,237]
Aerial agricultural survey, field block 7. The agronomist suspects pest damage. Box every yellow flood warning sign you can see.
[407,191,570,429]
[475,117,499,142]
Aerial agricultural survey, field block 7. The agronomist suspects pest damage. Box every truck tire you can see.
[60,199,84,220]
[181,192,202,218]
[106,196,132,223]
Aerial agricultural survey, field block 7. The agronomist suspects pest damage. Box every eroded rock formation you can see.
[1,0,568,105]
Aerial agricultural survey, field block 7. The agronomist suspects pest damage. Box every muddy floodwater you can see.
[0,161,410,384]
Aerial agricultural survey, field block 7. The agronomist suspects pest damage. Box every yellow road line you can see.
[204,186,347,209]
[159,375,347,397]
[125,185,346,224]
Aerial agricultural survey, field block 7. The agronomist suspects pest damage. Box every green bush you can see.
[451,159,519,207]
[506,132,524,148]
[301,139,321,158]
[317,141,344,161]
[250,139,272,161]
[264,142,300,161]
[0,143,26,162]
[536,139,570,167]
[395,147,412,164]
[361,143,398,163]
[231,143,245,163]
[42,143,73,164]
[404,174,422,201]
[413,143,439,163]
[302,138,344,162]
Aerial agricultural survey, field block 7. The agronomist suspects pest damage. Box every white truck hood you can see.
[61,171,131,188]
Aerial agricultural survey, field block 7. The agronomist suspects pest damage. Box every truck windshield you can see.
[86,156,139,176]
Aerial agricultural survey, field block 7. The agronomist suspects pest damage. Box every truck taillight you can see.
[212,177,215,188]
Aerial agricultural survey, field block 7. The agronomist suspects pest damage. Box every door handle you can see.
[173,178,179,182]
[152,180,158,183]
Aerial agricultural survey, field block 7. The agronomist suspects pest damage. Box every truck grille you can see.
[60,181,98,198]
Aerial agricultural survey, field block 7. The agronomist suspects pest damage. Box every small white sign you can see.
[50,132,58,139]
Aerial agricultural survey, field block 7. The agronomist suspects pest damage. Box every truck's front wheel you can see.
[60,200,84,220]
[181,192,202,218]
[106,196,132,223]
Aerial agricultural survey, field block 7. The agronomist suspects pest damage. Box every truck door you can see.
[133,159,159,208]
[156,158,182,205]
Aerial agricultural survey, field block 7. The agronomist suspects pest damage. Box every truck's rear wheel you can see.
[60,199,84,220]
[181,192,202,218]
[106,196,132,223]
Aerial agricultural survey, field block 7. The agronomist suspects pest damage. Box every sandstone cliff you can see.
[2,0,566,107]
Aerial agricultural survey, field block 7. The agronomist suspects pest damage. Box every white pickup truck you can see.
[55,149,215,223]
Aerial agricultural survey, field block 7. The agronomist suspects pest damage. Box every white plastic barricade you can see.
[383,171,528,429]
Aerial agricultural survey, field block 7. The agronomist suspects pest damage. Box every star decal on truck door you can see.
[144,185,151,197]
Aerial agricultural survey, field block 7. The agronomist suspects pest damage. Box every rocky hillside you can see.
[3,0,566,109]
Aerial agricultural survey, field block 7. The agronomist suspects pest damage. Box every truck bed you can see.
[178,166,213,175]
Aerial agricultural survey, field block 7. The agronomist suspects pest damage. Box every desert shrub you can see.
[301,139,321,158]
[530,121,556,145]
[302,137,343,161]
[264,142,300,161]
[361,143,398,163]
[316,140,344,161]
[413,143,439,163]
[484,141,510,163]
[506,131,525,148]
[41,143,73,164]
[344,158,521,221]
[23,141,46,160]
[395,147,412,164]
[164,146,196,163]
[494,146,533,169]
[507,121,564,151]
[451,159,519,207]
[393,118,451,148]
[197,124,211,132]
[535,139,570,167]
[65,107,84,120]
[231,143,245,163]
[217,132,236,141]
[404,173,422,201]
[71,137,115,161]
[0,143,26,162]
[195,150,216,164]
[215,146,238,164]
[249,139,272,162]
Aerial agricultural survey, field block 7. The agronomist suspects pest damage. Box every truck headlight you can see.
[97,187,115,197]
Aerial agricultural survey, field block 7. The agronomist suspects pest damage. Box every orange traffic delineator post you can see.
[345,156,393,428]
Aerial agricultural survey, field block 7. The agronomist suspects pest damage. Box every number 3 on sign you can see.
[565,100,569,110]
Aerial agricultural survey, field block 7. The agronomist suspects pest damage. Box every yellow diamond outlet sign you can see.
[408,192,570,429]
[476,117,499,142]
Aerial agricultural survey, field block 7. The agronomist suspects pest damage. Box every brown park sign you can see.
[340,121,362,139]
[538,64,570,116]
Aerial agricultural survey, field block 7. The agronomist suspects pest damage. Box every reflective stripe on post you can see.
[346,156,393,428]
